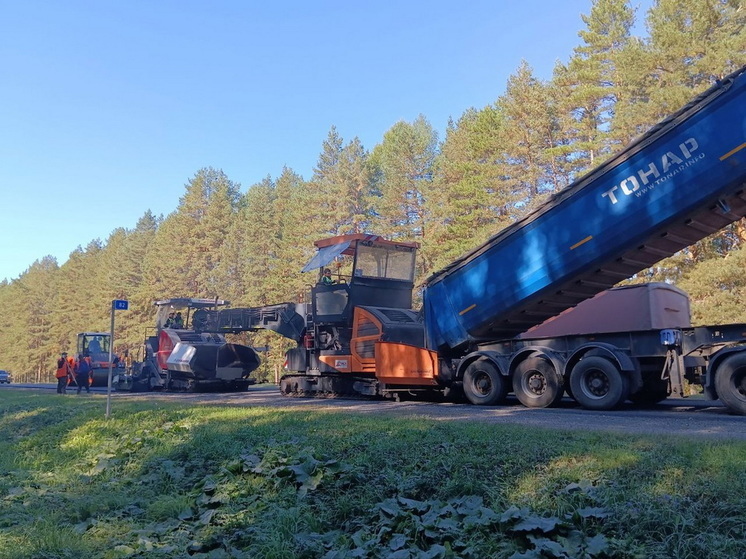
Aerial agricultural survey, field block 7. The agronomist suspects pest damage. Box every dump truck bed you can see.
[424,65,746,354]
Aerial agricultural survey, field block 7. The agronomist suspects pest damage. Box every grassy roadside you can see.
[1,391,744,559]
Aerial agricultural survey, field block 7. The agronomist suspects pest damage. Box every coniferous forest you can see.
[2,0,745,383]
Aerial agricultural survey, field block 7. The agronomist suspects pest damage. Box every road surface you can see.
[2,383,744,441]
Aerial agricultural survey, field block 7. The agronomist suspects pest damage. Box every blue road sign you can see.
[113,300,129,310]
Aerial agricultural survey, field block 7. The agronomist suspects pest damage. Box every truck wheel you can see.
[512,357,563,408]
[570,356,626,410]
[463,360,507,405]
[714,353,746,415]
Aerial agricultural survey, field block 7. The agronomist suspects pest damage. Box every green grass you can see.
[1,391,745,558]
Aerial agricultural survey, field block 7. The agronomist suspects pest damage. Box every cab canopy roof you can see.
[301,234,419,273]
[154,298,229,309]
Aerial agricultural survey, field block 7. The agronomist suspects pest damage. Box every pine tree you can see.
[426,106,514,273]
[54,242,106,337]
[309,127,375,235]
[234,177,279,306]
[553,0,637,165]
[141,213,189,300]
[606,35,655,146]
[678,244,746,324]
[273,167,318,301]
[644,0,745,122]
[369,115,437,243]
[16,257,61,382]
[143,168,240,299]
[198,176,242,299]
[98,213,160,352]
[0,278,33,381]
[498,61,569,207]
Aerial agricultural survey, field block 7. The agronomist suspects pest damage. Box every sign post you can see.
[106,299,129,419]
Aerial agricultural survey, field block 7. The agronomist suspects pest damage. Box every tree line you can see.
[1,0,744,383]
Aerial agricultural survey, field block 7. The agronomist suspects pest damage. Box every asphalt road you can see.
[4,383,744,441]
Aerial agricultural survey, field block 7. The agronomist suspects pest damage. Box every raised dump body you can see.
[423,65,746,356]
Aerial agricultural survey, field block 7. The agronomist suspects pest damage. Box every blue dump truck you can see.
[195,65,746,413]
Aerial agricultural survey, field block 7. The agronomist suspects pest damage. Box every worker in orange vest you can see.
[67,355,77,389]
[55,352,73,394]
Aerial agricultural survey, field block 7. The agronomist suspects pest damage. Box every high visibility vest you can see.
[55,360,70,379]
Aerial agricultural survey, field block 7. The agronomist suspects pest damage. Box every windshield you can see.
[354,242,416,282]
[83,335,110,355]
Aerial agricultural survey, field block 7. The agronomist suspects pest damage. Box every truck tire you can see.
[714,352,746,415]
[463,360,507,405]
[512,356,563,408]
[570,356,627,410]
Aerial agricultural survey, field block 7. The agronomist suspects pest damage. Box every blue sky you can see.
[1,0,653,283]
